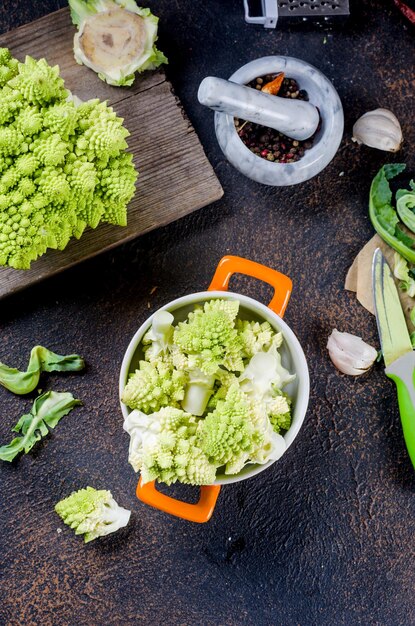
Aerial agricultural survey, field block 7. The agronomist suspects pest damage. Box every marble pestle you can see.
[198,76,319,141]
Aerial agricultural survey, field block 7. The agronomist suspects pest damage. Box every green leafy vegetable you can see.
[0,345,84,394]
[397,193,415,233]
[55,486,131,542]
[122,298,295,485]
[0,48,138,269]
[69,0,167,87]
[369,164,415,263]
[0,391,81,462]
[393,252,415,297]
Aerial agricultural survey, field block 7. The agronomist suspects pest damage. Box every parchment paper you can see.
[345,234,415,330]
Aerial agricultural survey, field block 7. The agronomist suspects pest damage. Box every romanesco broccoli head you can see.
[123,407,197,472]
[0,50,138,269]
[55,486,131,543]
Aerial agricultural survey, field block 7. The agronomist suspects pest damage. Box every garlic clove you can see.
[327,329,378,376]
[352,108,402,153]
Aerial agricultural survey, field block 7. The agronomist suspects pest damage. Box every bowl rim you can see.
[214,55,344,185]
[119,290,310,486]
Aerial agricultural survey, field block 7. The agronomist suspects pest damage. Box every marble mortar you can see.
[213,56,344,186]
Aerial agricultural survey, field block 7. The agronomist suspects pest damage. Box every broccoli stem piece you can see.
[181,369,215,416]
[0,391,81,462]
[0,345,84,394]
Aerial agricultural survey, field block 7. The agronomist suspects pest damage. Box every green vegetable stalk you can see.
[369,164,415,263]
[0,345,84,394]
[0,391,81,462]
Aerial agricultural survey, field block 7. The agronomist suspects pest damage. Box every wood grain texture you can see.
[0,8,223,298]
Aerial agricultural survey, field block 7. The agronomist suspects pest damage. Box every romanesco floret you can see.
[198,385,263,474]
[122,360,186,413]
[0,49,18,88]
[55,486,131,543]
[173,299,244,375]
[236,319,282,358]
[8,56,68,105]
[142,310,175,364]
[124,406,216,485]
[206,368,240,410]
[267,392,292,434]
[142,432,216,486]
[0,49,138,269]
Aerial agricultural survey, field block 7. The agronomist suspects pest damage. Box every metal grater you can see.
[244,0,350,28]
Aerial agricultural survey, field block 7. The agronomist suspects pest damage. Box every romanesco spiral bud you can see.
[9,56,68,105]
[15,106,43,136]
[43,102,78,139]
[32,133,68,166]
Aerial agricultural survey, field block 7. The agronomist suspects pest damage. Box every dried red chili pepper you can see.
[261,72,285,96]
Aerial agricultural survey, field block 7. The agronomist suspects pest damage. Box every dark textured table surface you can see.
[1,1,415,625]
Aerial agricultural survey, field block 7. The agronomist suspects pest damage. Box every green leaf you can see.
[0,345,84,395]
[0,391,81,462]
[384,163,406,180]
[370,167,393,210]
[395,226,415,248]
[411,307,415,327]
[377,203,399,235]
[411,332,415,349]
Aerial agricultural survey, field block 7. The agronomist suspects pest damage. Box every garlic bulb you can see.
[327,329,378,376]
[352,108,402,153]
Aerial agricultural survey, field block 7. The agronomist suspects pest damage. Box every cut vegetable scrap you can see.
[0,345,84,394]
[345,234,415,329]
[55,486,131,542]
[0,391,81,462]
[69,0,168,86]
[122,298,296,485]
[369,164,415,264]
[261,72,285,95]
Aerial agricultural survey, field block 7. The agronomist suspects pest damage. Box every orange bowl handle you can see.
[208,255,292,318]
[136,477,221,523]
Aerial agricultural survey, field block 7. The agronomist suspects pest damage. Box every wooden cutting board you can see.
[0,8,223,298]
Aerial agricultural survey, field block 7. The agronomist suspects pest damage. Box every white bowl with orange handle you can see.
[119,256,310,522]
